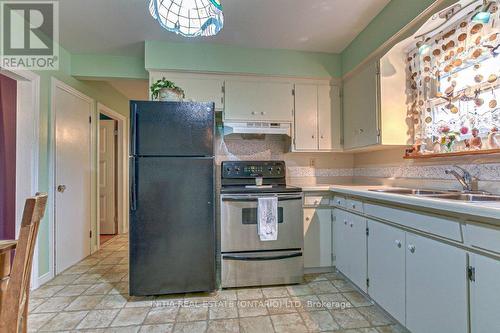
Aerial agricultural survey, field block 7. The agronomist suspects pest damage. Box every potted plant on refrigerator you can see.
[150,78,185,101]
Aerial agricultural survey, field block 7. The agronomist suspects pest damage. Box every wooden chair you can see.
[0,193,48,333]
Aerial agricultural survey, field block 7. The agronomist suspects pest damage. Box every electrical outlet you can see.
[309,158,315,167]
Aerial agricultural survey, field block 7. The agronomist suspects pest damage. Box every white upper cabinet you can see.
[224,80,294,122]
[293,84,341,152]
[318,85,341,150]
[149,72,225,110]
[343,61,380,150]
[294,84,318,150]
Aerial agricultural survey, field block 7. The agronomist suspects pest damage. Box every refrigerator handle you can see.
[131,103,137,156]
[130,157,137,211]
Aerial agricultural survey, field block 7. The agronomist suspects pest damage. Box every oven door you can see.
[220,193,303,252]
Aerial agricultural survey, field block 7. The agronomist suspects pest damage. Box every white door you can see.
[367,220,406,324]
[224,80,294,122]
[406,233,467,333]
[303,208,332,268]
[294,84,318,151]
[54,83,92,274]
[346,212,368,292]
[470,253,500,333]
[99,120,116,235]
[318,85,341,150]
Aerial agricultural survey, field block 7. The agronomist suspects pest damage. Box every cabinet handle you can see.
[251,111,256,115]
[351,204,356,209]
[261,112,266,115]
[395,240,402,248]
[337,200,341,205]
[344,220,347,225]
[314,200,319,205]
[305,217,310,221]
[320,135,324,139]
[350,223,353,228]
[359,128,364,134]
[408,245,416,253]
[312,135,315,139]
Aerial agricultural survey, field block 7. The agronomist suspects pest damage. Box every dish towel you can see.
[257,196,278,241]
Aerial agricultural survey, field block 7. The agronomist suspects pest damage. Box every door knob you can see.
[408,245,416,253]
[57,185,67,193]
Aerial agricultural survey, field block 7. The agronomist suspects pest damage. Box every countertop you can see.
[329,185,500,222]
[293,183,500,221]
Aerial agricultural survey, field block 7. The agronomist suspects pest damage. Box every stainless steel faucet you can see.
[445,165,478,192]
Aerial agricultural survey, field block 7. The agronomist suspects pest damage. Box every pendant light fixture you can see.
[149,0,224,37]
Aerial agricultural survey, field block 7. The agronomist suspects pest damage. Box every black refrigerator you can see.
[129,101,216,296]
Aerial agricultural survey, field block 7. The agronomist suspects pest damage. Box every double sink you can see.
[369,188,500,202]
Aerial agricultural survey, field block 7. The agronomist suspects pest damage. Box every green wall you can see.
[341,0,456,75]
[34,47,130,277]
[71,54,148,79]
[145,40,342,78]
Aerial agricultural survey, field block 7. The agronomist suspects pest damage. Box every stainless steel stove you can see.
[220,161,303,288]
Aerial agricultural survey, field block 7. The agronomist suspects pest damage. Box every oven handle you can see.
[222,252,302,261]
[221,195,302,202]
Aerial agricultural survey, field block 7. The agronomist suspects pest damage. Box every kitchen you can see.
[0,0,499,332]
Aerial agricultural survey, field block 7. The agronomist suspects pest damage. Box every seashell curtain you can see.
[407,0,500,150]
[149,0,224,37]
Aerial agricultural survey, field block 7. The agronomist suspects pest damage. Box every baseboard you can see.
[34,271,53,289]
[304,266,335,274]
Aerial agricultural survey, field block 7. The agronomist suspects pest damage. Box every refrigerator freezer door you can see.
[130,157,215,295]
[131,101,214,156]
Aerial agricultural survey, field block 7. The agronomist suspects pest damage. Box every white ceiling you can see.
[59,0,391,56]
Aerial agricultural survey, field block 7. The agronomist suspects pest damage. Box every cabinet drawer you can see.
[304,195,331,206]
[467,223,500,255]
[333,196,346,208]
[364,203,463,242]
[346,199,363,213]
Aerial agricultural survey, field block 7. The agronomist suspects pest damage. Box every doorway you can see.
[99,113,118,244]
[0,68,40,286]
[97,103,128,248]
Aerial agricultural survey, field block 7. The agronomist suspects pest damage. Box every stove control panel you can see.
[222,161,286,178]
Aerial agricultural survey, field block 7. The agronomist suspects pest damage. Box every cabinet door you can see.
[225,80,293,122]
[345,212,368,292]
[294,84,318,151]
[318,85,341,150]
[470,254,500,333]
[334,209,348,275]
[406,233,467,333]
[342,61,380,150]
[367,220,406,324]
[303,208,333,269]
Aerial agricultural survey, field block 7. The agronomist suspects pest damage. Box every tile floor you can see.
[28,234,408,333]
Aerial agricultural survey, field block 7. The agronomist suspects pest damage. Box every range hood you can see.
[223,122,291,136]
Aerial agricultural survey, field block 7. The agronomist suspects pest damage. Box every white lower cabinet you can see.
[470,253,500,333]
[367,220,406,324]
[334,209,348,275]
[303,208,333,269]
[405,233,468,333]
[334,210,367,292]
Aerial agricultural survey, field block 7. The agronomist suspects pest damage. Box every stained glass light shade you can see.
[149,0,224,37]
